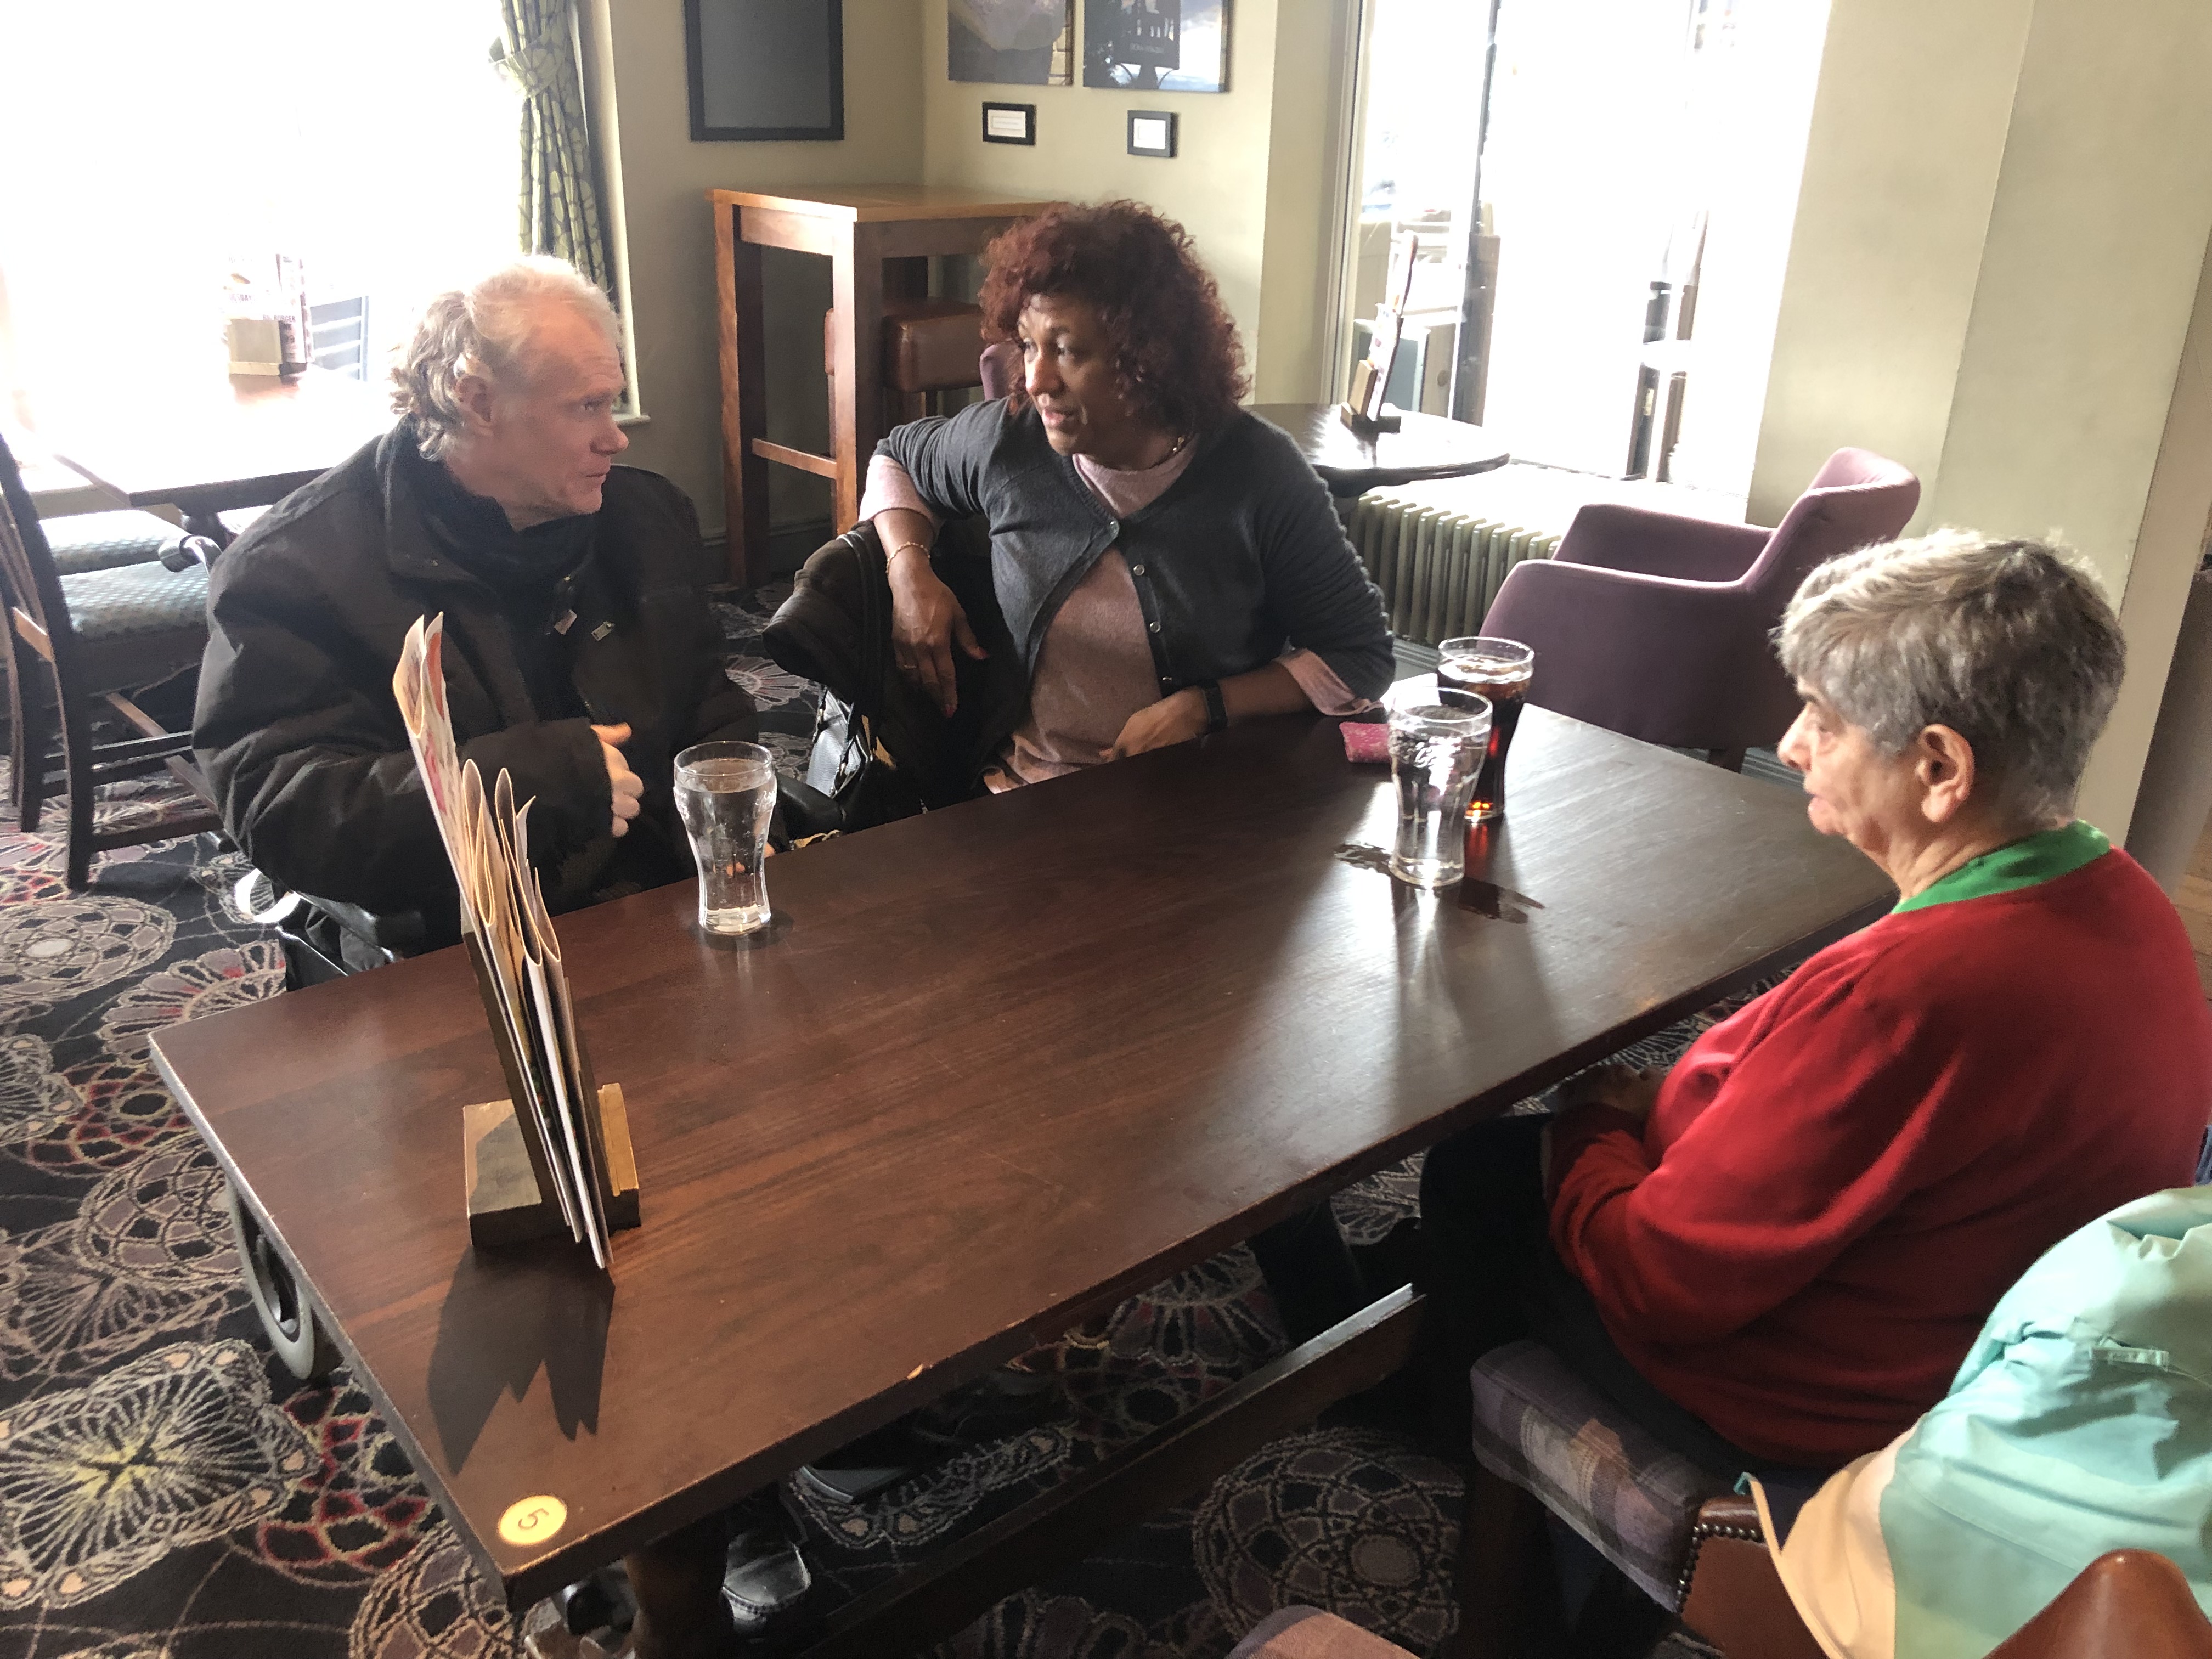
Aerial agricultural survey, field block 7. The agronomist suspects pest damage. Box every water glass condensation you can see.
[1436,636,1535,820]
[674,741,777,936]
[1389,701,1491,889]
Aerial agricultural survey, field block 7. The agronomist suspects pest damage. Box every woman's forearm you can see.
[1220,660,1312,723]
[873,507,936,584]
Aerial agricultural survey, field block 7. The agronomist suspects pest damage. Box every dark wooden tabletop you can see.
[150,707,1889,1608]
[33,362,390,514]
[1251,403,1511,496]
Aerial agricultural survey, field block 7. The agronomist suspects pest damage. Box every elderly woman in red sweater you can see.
[1419,530,2212,1475]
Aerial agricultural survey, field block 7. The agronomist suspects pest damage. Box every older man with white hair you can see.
[196,257,760,952]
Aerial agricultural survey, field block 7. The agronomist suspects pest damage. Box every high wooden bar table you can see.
[708,183,1056,589]
[150,708,1891,1655]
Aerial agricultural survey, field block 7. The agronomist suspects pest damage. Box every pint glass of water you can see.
[674,741,777,935]
[1388,701,1491,889]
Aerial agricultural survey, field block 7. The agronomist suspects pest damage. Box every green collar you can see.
[1891,820,2110,915]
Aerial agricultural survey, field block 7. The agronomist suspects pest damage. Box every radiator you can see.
[1349,494,1562,647]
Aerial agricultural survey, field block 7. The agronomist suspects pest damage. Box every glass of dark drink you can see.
[1436,636,1534,820]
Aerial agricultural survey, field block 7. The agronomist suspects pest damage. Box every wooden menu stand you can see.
[459,933,641,1251]
[1336,399,1403,436]
[463,1086,640,1247]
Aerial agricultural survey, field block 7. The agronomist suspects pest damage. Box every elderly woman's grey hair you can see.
[1776,530,2125,825]
[391,257,620,459]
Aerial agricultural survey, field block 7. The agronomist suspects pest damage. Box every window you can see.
[1344,0,1830,498]
[0,1,523,402]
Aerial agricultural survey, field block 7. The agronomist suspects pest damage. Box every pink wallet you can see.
[1341,721,1390,764]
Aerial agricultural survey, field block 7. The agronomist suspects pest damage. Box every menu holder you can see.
[1338,231,1420,435]
[463,1088,640,1245]
[392,614,643,1265]
[457,935,641,1248]
[1338,392,1403,436]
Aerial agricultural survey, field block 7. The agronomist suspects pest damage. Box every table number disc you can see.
[499,1494,568,1547]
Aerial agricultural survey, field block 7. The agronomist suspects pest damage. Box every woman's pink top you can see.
[861,449,1368,788]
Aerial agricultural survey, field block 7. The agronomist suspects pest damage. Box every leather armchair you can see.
[1683,1514,2212,1659]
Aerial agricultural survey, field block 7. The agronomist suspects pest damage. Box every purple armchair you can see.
[1478,449,1920,760]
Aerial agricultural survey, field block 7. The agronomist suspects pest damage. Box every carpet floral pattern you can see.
[0,585,1765,1659]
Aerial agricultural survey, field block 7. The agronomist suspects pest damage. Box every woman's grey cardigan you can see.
[876,399,1394,703]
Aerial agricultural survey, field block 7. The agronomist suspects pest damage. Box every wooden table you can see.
[150,706,1888,1654]
[30,362,391,539]
[1253,403,1511,499]
[709,184,1056,590]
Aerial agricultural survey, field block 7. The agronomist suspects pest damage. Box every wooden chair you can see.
[1456,1341,2212,1659]
[41,508,187,575]
[1451,1339,1762,1658]
[0,431,218,886]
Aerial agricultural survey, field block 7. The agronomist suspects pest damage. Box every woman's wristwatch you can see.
[1194,680,1229,735]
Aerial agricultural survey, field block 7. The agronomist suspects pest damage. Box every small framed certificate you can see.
[981,101,1037,145]
[1127,109,1177,159]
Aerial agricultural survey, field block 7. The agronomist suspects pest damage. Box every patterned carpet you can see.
[0,587,1753,1659]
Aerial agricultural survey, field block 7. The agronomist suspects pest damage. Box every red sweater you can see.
[1548,848,2212,1465]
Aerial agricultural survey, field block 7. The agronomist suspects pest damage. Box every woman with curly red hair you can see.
[861,200,1392,790]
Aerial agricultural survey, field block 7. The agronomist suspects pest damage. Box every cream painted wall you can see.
[592,0,1353,542]
[1930,2,2212,834]
[1254,0,1356,402]
[1749,0,2212,836]
[916,0,1346,402]
[594,0,924,537]
[1747,0,2032,529]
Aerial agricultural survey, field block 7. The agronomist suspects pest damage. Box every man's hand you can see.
[1571,1062,1668,1122]
[888,555,986,718]
[1104,689,1209,761]
[592,722,644,838]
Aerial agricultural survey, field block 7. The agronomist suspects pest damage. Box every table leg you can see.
[176,503,235,547]
[828,223,886,538]
[625,1511,733,1659]
[715,202,770,590]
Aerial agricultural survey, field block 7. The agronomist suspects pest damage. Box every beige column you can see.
[1751,0,2212,836]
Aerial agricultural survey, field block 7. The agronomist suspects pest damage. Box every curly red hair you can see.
[979,200,1249,436]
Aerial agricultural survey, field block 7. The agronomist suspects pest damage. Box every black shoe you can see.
[721,1519,814,1640]
[799,1363,1065,1503]
[1350,1215,1427,1300]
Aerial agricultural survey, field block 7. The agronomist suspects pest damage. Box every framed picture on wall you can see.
[1082,0,1229,93]
[685,0,845,141]
[949,0,1075,86]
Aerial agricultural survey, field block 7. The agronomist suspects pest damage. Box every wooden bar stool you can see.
[709,184,1057,589]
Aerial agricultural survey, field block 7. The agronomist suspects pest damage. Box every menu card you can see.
[393,615,612,1266]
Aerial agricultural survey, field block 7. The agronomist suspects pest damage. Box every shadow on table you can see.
[427,1243,615,1472]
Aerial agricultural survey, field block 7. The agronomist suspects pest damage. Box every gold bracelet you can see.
[887,539,932,566]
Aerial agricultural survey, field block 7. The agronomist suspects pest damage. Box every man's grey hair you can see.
[1776,529,2125,824]
[391,257,620,459]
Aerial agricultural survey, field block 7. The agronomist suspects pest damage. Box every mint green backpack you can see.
[1753,1184,2212,1659]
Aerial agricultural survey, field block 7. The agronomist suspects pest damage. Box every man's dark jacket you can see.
[194,424,755,932]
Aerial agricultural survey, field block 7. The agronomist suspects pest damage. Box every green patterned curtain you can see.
[492,0,612,292]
